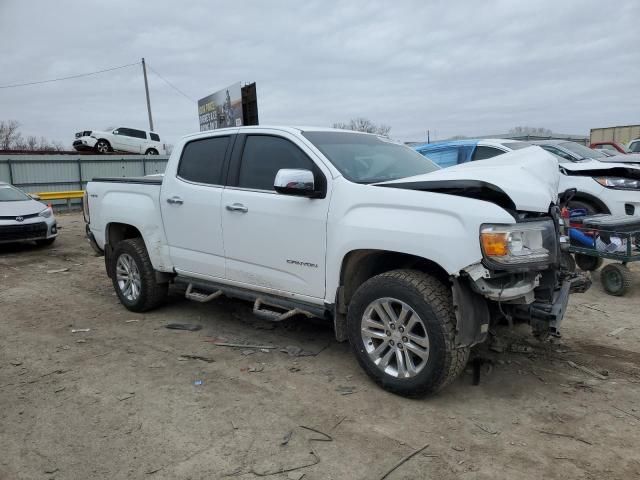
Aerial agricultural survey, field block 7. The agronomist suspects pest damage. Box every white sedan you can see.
[0,182,58,246]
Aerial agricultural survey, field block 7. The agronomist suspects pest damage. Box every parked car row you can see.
[415,139,640,217]
[73,127,167,155]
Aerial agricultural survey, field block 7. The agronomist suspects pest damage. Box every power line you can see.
[146,63,196,103]
[0,62,140,89]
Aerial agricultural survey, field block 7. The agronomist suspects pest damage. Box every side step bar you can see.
[252,298,314,322]
[185,284,223,303]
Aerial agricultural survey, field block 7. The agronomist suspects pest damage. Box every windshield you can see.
[502,141,530,150]
[560,142,605,159]
[302,131,440,183]
[0,185,31,201]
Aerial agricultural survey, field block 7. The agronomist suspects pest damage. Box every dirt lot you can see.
[1,212,640,480]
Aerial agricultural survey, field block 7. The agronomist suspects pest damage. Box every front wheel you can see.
[347,269,469,397]
[110,238,167,312]
[145,148,158,155]
[95,140,110,154]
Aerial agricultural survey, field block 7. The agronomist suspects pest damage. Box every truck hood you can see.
[377,147,559,213]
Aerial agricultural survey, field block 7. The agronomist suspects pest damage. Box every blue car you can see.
[414,139,531,168]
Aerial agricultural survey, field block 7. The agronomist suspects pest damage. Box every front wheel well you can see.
[569,192,610,214]
[337,250,449,313]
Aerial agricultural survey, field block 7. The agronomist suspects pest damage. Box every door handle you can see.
[166,196,184,205]
[226,203,248,213]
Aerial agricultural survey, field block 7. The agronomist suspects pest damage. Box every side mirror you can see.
[274,169,316,197]
[29,193,41,201]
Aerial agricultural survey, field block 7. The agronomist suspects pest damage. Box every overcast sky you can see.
[1,0,638,147]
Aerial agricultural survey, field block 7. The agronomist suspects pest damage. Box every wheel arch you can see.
[570,191,610,214]
[336,249,450,314]
[104,222,144,278]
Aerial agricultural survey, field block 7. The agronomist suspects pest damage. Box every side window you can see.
[150,133,160,142]
[115,127,129,136]
[130,129,147,139]
[472,146,505,161]
[630,141,640,153]
[541,145,573,162]
[177,136,229,185]
[238,135,315,191]
[419,147,459,168]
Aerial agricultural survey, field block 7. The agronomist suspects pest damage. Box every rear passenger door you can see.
[160,134,232,279]
[221,131,331,300]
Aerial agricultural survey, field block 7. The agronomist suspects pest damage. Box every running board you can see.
[253,298,314,322]
[185,284,223,303]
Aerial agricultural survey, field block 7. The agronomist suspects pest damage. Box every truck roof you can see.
[181,125,380,142]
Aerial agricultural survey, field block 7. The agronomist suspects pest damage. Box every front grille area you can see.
[0,212,41,221]
[0,222,48,241]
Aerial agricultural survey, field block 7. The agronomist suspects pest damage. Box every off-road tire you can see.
[35,238,56,247]
[110,238,168,312]
[575,253,603,272]
[600,263,632,296]
[347,269,469,397]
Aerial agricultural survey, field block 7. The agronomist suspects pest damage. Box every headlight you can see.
[39,207,53,218]
[480,220,556,268]
[594,176,640,190]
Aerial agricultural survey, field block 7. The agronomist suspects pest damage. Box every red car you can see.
[590,141,630,154]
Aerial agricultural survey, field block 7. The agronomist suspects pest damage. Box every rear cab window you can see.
[150,133,160,142]
[177,136,230,185]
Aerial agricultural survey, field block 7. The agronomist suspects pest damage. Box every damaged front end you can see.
[453,205,591,347]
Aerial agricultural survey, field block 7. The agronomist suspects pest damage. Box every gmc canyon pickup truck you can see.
[84,126,587,396]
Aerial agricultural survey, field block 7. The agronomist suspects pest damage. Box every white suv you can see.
[73,127,166,155]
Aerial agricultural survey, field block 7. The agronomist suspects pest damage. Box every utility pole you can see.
[141,58,154,131]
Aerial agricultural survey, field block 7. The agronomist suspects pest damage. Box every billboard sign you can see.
[198,82,243,131]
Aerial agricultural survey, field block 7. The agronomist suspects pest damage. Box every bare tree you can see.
[0,120,67,151]
[509,126,553,136]
[332,118,391,136]
[0,120,22,150]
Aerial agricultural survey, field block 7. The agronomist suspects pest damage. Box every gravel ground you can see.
[1,212,639,480]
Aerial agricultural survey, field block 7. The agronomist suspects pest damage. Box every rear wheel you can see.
[110,238,167,312]
[600,264,632,296]
[95,139,110,154]
[145,148,158,155]
[347,269,469,397]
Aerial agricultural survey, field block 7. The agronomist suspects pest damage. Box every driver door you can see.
[221,131,331,299]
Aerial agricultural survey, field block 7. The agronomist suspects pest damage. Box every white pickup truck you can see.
[84,126,588,396]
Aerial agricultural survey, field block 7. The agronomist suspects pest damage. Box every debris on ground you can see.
[378,443,430,480]
[117,392,135,401]
[165,323,202,332]
[46,268,69,274]
[607,327,626,337]
[567,360,608,380]
[281,430,293,446]
[248,365,264,373]
[335,385,356,395]
[71,328,90,333]
[472,422,500,435]
[193,380,203,386]
[178,354,215,363]
[10,360,22,366]
[211,342,275,349]
[125,319,139,323]
[537,430,592,445]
